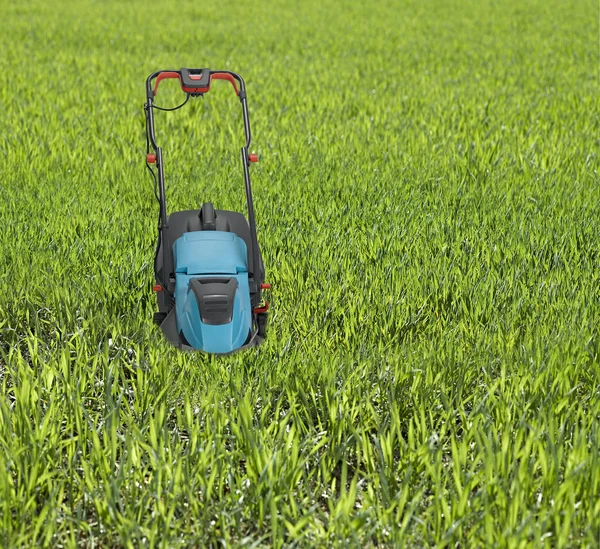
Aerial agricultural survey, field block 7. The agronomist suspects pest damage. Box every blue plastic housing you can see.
[172,231,252,353]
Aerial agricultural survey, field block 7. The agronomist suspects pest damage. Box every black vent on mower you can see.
[190,277,239,325]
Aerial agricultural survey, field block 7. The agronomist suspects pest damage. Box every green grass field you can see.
[1,0,599,546]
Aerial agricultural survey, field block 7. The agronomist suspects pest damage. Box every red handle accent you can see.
[153,284,163,292]
[248,153,258,163]
[181,83,211,94]
[153,71,181,96]
[210,72,239,95]
[260,283,271,289]
[147,154,156,164]
[154,71,239,96]
[254,301,269,314]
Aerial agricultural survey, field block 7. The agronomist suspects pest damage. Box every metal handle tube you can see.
[145,99,159,150]
[240,146,261,305]
[230,73,262,305]
[156,146,171,290]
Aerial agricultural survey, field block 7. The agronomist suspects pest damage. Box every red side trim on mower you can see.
[254,301,269,314]
[153,284,163,292]
[154,71,239,96]
[254,285,270,313]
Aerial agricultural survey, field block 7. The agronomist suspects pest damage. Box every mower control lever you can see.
[180,68,240,96]
[180,68,211,90]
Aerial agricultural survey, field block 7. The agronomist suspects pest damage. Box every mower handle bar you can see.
[149,69,240,98]
[144,68,262,307]
[145,69,251,150]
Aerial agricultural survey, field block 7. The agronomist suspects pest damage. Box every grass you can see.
[0,0,599,546]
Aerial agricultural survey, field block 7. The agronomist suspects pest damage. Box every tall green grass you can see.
[0,0,599,546]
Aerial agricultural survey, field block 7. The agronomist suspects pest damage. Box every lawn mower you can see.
[144,68,269,354]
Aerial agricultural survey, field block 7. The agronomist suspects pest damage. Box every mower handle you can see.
[144,67,261,306]
[146,68,252,151]
[149,69,240,97]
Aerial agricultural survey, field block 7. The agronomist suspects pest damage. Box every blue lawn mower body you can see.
[173,232,252,354]
[144,68,269,354]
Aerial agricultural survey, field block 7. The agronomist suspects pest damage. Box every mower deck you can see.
[153,206,265,352]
